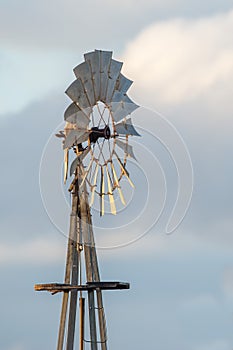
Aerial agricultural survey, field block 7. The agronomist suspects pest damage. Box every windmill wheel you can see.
[57,50,140,216]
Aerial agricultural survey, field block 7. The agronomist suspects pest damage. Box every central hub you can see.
[89,125,111,144]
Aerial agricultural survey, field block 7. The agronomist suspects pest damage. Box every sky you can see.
[0,1,233,350]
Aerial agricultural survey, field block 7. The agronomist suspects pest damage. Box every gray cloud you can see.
[1,8,233,347]
[1,0,233,51]
[0,90,232,348]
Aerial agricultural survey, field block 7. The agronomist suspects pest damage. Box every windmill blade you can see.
[114,152,135,188]
[63,129,89,149]
[115,139,137,160]
[106,167,116,215]
[99,50,113,101]
[115,117,140,137]
[73,61,96,106]
[105,59,123,103]
[100,166,105,216]
[115,73,133,94]
[65,78,90,109]
[110,162,126,205]
[64,121,76,137]
[110,91,139,122]
[64,148,69,184]
[84,50,101,101]
[65,78,84,102]
[64,102,91,128]
[90,163,99,206]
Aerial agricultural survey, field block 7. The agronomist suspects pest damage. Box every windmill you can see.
[35,50,140,350]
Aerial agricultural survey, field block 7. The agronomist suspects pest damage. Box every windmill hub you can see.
[89,125,111,144]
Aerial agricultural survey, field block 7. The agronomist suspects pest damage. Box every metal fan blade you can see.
[84,50,101,101]
[64,102,91,128]
[99,50,112,101]
[64,149,69,184]
[110,162,126,205]
[116,73,133,94]
[115,117,140,136]
[115,139,137,160]
[100,166,105,216]
[106,167,116,215]
[105,59,123,103]
[115,152,135,188]
[63,129,89,149]
[90,163,99,206]
[64,121,76,137]
[73,62,96,106]
[65,78,90,110]
[110,91,139,122]
[65,78,84,101]
[112,102,138,123]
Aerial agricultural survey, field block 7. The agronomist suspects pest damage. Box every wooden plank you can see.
[89,221,107,350]
[79,297,85,350]
[35,281,130,292]
[79,164,98,350]
[57,188,78,350]
[66,216,79,350]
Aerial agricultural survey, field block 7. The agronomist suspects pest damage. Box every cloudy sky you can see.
[1,1,233,350]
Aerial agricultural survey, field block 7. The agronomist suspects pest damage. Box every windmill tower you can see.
[35,50,140,350]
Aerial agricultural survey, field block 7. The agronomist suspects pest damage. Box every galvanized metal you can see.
[99,50,112,101]
[63,129,89,149]
[65,78,85,102]
[110,92,139,122]
[84,50,101,102]
[64,102,91,128]
[73,62,96,106]
[116,73,133,93]
[115,117,141,136]
[115,139,137,160]
[105,59,123,103]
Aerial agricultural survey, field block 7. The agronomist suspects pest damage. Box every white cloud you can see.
[122,9,233,109]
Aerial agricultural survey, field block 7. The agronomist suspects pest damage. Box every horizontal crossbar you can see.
[34,281,130,293]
